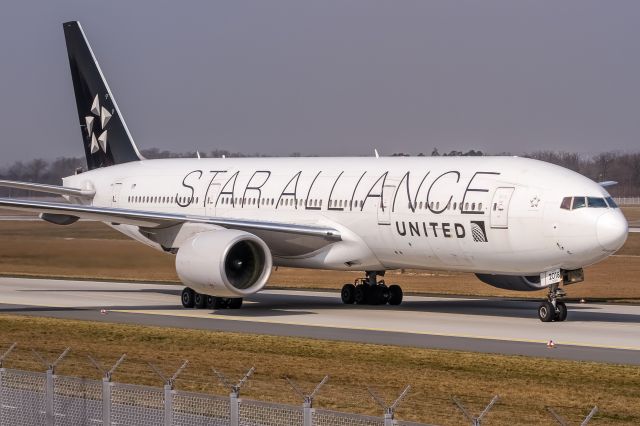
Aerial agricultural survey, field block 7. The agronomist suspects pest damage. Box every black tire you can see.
[228,298,243,309]
[538,301,555,322]
[354,285,367,304]
[213,297,229,309]
[181,288,195,308]
[341,284,356,304]
[206,295,216,308]
[376,285,390,305]
[194,292,207,309]
[388,285,403,306]
[555,302,568,322]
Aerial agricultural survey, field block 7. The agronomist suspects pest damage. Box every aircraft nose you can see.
[596,211,628,251]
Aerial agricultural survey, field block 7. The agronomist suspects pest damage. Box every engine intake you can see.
[176,230,272,297]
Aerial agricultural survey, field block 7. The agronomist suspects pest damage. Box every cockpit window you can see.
[562,195,617,210]
[572,197,586,209]
[587,197,607,208]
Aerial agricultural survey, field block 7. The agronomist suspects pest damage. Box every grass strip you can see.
[0,314,638,425]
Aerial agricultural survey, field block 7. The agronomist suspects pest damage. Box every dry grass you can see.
[0,220,639,300]
[621,206,640,225]
[0,315,638,425]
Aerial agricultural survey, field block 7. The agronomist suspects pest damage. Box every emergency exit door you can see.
[490,187,514,228]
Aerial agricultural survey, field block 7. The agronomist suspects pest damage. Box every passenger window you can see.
[587,197,607,208]
[572,197,586,209]
[478,203,483,210]
[605,197,618,208]
[560,197,572,210]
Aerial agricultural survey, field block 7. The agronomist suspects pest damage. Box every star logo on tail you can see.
[85,94,113,154]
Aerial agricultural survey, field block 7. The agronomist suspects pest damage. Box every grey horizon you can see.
[1,0,639,166]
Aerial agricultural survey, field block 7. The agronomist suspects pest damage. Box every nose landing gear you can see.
[538,283,567,322]
[341,271,403,306]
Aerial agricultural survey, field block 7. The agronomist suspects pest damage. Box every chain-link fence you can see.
[0,345,600,426]
[615,196,640,205]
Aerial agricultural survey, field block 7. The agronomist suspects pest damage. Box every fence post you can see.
[0,343,16,426]
[285,375,329,426]
[452,395,499,426]
[547,405,598,426]
[148,360,189,426]
[88,353,126,426]
[230,390,239,426]
[32,347,70,426]
[213,366,255,426]
[367,385,411,426]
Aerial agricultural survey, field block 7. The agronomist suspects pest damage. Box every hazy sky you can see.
[1,1,639,165]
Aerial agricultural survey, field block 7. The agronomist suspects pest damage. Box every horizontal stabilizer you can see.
[0,180,95,198]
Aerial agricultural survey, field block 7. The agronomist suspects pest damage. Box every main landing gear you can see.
[181,287,243,310]
[341,271,403,306]
[538,283,567,322]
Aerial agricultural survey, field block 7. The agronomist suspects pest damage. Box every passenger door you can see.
[490,187,515,228]
[205,183,221,217]
[111,182,123,207]
[377,183,396,225]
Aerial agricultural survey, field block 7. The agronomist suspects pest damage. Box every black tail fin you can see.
[63,21,142,170]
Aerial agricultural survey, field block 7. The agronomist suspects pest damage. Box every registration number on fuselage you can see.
[541,269,562,286]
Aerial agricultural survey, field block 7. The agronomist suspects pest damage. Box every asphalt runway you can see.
[0,278,639,365]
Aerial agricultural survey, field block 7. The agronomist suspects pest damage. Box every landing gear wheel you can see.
[375,285,390,305]
[228,298,243,309]
[206,295,216,309]
[388,285,403,306]
[538,301,555,322]
[181,288,195,308]
[194,292,207,309]
[354,285,367,305]
[341,284,356,304]
[213,297,228,309]
[555,302,568,322]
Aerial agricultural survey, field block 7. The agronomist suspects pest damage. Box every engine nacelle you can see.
[176,230,272,297]
[475,274,547,291]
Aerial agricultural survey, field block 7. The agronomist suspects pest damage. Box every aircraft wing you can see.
[0,198,342,249]
[0,180,95,198]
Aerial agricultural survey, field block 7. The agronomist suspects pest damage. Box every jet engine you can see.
[176,229,272,298]
[475,274,546,291]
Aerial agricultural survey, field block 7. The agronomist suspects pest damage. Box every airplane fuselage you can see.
[63,155,628,276]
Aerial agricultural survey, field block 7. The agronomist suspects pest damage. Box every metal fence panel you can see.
[238,398,304,426]
[110,382,164,426]
[615,197,640,205]
[53,375,103,425]
[0,369,47,426]
[172,389,231,426]
[313,408,385,426]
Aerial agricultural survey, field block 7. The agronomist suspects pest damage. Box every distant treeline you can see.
[1,149,639,197]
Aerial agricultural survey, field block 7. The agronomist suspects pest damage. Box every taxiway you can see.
[0,277,638,365]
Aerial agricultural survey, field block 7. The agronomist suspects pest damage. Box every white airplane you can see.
[0,22,628,322]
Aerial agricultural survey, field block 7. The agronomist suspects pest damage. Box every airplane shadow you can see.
[7,288,640,323]
[241,292,640,323]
